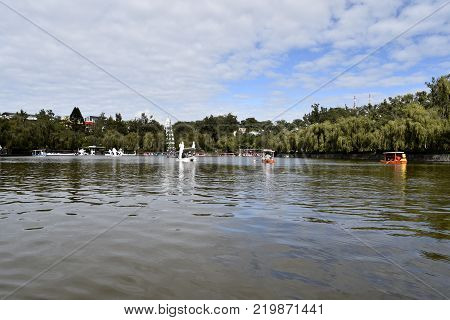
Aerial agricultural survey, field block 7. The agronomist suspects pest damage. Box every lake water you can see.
[0,156,449,299]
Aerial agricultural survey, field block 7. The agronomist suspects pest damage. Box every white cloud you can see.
[0,0,448,121]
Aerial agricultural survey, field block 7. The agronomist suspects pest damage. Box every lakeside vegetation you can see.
[0,74,449,154]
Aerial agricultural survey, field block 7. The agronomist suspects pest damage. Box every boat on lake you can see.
[381,151,407,165]
[85,145,105,155]
[238,148,262,157]
[178,141,197,162]
[105,148,123,157]
[77,148,89,156]
[105,148,136,157]
[31,149,47,157]
[47,152,76,156]
[262,149,275,164]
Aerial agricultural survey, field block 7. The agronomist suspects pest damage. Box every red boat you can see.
[262,149,275,164]
[381,152,407,165]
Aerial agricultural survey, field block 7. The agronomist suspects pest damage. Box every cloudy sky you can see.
[0,0,449,122]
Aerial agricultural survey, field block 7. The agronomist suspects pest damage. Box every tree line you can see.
[0,74,448,154]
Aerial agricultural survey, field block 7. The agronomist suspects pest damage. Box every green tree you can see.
[69,107,84,131]
[427,74,450,119]
[123,132,140,151]
[102,130,124,149]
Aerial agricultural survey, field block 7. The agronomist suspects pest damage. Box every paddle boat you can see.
[381,151,407,165]
[47,152,76,156]
[77,148,89,156]
[122,150,137,156]
[105,148,123,157]
[261,149,275,164]
[31,149,47,157]
[177,141,197,162]
[86,145,105,155]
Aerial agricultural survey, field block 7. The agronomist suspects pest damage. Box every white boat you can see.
[122,151,137,156]
[105,148,123,157]
[31,149,47,157]
[77,148,89,156]
[47,152,76,156]
[86,145,105,155]
[177,141,197,162]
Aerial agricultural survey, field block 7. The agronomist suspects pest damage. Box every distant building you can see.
[1,112,15,119]
[1,112,37,120]
[84,116,100,125]
[233,127,261,136]
[233,127,247,136]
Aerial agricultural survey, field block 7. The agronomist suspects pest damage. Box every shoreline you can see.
[1,152,449,162]
[294,153,450,162]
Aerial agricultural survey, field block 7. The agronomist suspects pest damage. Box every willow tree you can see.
[123,132,140,151]
[102,130,124,149]
[427,74,450,119]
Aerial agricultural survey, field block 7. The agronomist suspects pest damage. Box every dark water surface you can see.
[0,156,449,299]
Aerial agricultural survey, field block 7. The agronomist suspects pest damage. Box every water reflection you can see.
[0,157,448,299]
[177,161,196,195]
[263,162,274,191]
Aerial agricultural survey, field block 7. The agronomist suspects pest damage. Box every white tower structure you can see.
[164,118,176,157]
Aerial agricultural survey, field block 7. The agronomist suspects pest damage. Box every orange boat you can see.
[262,149,275,164]
[381,151,407,165]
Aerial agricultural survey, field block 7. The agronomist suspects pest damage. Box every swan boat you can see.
[105,148,123,157]
[177,141,197,162]
[262,149,275,164]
